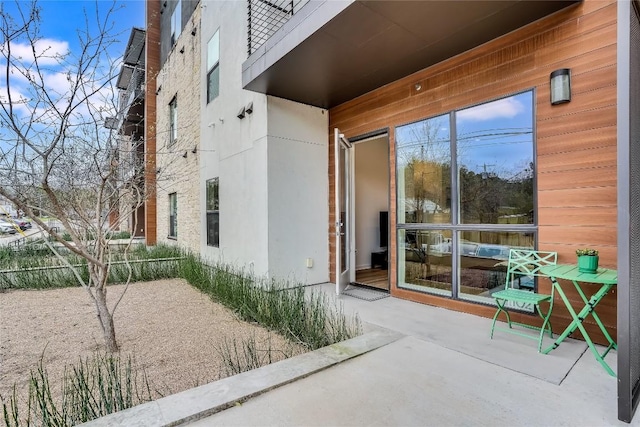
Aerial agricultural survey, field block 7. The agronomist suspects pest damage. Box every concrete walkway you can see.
[84,282,633,426]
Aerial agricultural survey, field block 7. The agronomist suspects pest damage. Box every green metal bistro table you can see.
[539,264,617,376]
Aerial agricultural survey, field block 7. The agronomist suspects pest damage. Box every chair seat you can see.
[493,289,551,305]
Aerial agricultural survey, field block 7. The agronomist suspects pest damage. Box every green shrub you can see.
[576,248,598,257]
[180,253,362,351]
[216,334,302,377]
[108,231,131,240]
[1,353,155,427]
[0,244,183,290]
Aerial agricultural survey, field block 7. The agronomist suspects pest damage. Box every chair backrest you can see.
[505,249,557,291]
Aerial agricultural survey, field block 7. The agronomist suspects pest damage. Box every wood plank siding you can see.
[144,0,161,246]
[328,0,618,344]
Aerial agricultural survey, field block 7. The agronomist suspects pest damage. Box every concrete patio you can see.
[84,282,632,426]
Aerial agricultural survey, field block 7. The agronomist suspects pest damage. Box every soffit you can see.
[242,0,580,108]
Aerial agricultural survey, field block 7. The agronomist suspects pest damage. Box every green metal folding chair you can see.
[490,249,558,352]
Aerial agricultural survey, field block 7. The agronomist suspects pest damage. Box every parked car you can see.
[0,222,17,234]
[0,218,27,231]
[13,217,32,229]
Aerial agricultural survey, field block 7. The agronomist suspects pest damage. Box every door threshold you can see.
[349,282,390,293]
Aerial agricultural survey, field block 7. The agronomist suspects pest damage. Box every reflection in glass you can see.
[396,114,451,224]
[398,229,452,296]
[457,231,534,304]
[456,92,534,224]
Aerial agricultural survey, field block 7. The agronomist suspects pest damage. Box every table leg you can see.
[542,279,616,376]
[569,281,617,352]
[542,278,576,351]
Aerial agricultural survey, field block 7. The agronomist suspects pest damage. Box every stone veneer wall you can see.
[155,5,201,253]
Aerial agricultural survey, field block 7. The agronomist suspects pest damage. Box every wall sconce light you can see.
[191,146,197,154]
[191,27,197,36]
[237,107,246,119]
[156,168,161,174]
[245,102,253,114]
[182,151,188,158]
[550,68,571,105]
[219,118,224,123]
[155,85,162,95]
[414,83,422,91]
[179,46,185,54]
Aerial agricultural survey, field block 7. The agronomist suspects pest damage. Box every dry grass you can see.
[0,279,300,403]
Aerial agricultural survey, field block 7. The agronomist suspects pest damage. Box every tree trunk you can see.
[93,268,119,353]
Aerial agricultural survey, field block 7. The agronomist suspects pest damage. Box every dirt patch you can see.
[0,279,300,403]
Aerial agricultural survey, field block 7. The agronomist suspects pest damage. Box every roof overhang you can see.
[242,0,580,109]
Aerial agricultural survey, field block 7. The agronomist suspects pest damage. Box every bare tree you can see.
[0,0,145,352]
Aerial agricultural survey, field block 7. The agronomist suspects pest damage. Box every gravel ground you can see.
[0,279,300,405]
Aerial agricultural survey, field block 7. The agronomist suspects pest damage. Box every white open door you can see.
[335,128,355,295]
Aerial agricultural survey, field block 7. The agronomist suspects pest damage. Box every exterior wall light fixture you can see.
[237,106,246,119]
[550,68,571,105]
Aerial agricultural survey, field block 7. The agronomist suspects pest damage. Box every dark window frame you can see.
[206,178,219,247]
[206,30,220,104]
[169,96,177,146]
[170,0,182,47]
[169,192,177,239]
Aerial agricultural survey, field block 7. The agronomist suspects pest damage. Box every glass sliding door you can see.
[396,90,535,305]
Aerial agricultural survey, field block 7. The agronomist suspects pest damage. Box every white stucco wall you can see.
[266,96,329,284]
[195,2,329,283]
[199,2,270,274]
[354,137,389,269]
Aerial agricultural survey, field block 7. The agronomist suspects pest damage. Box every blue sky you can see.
[1,1,145,76]
[23,0,145,56]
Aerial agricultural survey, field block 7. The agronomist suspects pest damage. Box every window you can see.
[170,0,182,47]
[206,31,220,103]
[206,178,219,247]
[169,96,177,145]
[396,90,535,305]
[169,192,177,238]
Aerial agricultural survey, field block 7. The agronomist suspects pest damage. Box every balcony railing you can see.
[118,66,145,117]
[247,0,310,56]
[116,136,145,187]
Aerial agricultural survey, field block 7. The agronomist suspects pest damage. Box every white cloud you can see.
[457,97,525,122]
[5,38,69,66]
